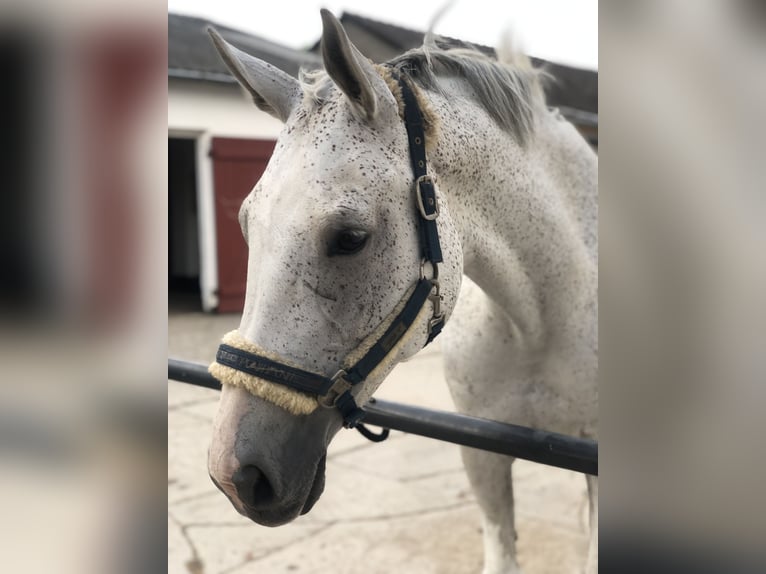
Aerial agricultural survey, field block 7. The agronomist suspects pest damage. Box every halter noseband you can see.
[215,74,444,428]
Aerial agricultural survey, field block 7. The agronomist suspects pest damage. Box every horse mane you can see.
[299,36,546,145]
[387,37,546,145]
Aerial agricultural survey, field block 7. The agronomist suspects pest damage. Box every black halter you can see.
[215,74,444,428]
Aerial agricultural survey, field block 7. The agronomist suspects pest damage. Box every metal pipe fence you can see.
[169,358,597,476]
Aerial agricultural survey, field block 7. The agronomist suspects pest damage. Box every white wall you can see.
[168,79,283,139]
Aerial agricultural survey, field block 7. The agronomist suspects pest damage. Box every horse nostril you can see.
[233,465,276,508]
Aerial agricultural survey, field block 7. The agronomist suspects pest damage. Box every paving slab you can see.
[227,505,484,574]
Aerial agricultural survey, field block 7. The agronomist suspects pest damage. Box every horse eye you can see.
[329,229,368,256]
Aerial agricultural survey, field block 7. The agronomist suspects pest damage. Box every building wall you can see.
[168,78,283,139]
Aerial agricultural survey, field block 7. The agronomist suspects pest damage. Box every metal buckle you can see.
[419,260,444,335]
[415,175,439,221]
[318,370,352,408]
[427,280,443,322]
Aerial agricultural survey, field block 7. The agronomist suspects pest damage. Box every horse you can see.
[206,10,597,574]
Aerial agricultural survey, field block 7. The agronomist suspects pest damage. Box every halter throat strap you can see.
[215,74,444,428]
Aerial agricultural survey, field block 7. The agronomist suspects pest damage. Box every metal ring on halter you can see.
[420,259,439,281]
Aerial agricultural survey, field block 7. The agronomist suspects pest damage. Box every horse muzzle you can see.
[216,453,327,526]
[208,385,336,526]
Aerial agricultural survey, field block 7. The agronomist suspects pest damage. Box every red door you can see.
[211,138,275,313]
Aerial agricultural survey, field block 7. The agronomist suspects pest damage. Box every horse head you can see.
[206,10,462,526]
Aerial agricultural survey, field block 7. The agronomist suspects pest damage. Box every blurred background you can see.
[1,0,765,572]
[0,0,167,573]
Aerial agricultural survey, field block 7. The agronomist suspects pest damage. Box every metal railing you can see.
[169,358,597,476]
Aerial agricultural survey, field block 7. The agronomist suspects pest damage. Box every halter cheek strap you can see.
[214,74,445,428]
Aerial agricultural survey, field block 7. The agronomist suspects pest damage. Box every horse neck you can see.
[428,84,598,350]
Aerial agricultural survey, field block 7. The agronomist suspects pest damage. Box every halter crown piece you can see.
[214,74,445,428]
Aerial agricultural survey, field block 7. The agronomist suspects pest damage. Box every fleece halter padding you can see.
[209,331,319,415]
[209,292,433,417]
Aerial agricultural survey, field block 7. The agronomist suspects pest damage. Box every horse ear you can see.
[208,27,300,123]
[319,9,390,121]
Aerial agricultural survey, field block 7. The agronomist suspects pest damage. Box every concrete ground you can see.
[169,310,590,574]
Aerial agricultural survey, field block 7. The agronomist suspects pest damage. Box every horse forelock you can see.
[298,68,334,107]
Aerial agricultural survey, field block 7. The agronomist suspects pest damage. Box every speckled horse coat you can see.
[207,10,597,574]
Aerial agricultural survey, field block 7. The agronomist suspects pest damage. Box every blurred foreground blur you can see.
[0,0,166,572]
[0,0,765,573]
[600,1,766,570]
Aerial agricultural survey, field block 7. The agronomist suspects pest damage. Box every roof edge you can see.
[168,68,237,84]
